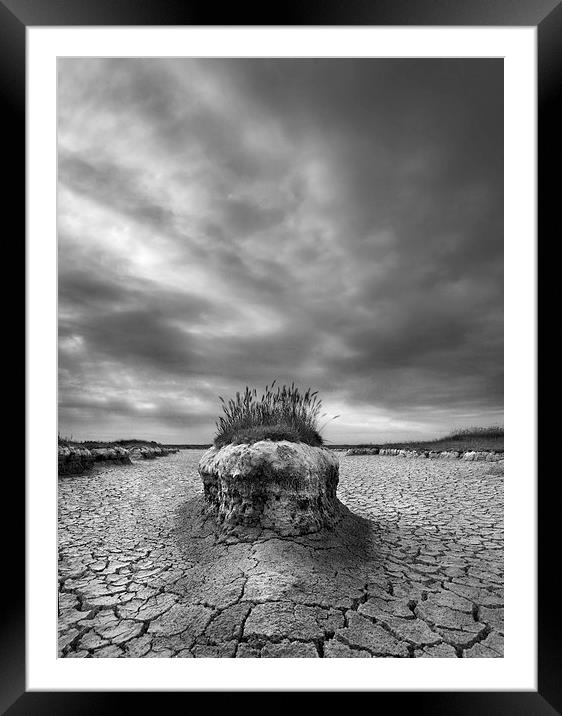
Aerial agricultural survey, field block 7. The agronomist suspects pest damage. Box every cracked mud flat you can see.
[58,450,504,658]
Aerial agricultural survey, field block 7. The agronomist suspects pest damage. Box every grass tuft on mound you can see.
[214,383,336,448]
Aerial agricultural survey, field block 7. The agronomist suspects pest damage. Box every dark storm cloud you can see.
[58,58,503,443]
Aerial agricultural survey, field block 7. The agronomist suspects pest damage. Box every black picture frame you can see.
[10,0,558,711]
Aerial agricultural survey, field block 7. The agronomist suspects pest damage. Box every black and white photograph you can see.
[56,57,505,660]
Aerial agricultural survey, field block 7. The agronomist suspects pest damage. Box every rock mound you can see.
[198,440,343,536]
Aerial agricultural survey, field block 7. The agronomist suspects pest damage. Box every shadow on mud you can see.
[174,495,387,570]
[170,495,400,608]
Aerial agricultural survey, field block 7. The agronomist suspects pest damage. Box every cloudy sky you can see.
[58,58,503,444]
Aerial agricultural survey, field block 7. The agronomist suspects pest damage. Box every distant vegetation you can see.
[350,426,504,453]
[444,426,504,440]
[163,443,211,449]
[59,425,503,453]
[214,383,338,448]
[58,435,162,449]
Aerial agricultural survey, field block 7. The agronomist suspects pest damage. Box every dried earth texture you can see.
[59,450,504,658]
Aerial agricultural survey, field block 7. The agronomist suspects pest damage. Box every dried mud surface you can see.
[58,450,503,658]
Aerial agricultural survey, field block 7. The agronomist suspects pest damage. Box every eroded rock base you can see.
[198,442,342,536]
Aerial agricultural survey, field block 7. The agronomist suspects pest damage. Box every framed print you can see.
[10,0,559,710]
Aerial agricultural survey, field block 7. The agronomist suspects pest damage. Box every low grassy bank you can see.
[58,436,163,449]
[333,426,503,453]
[59,426,503,453]
[58,436,180,475]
